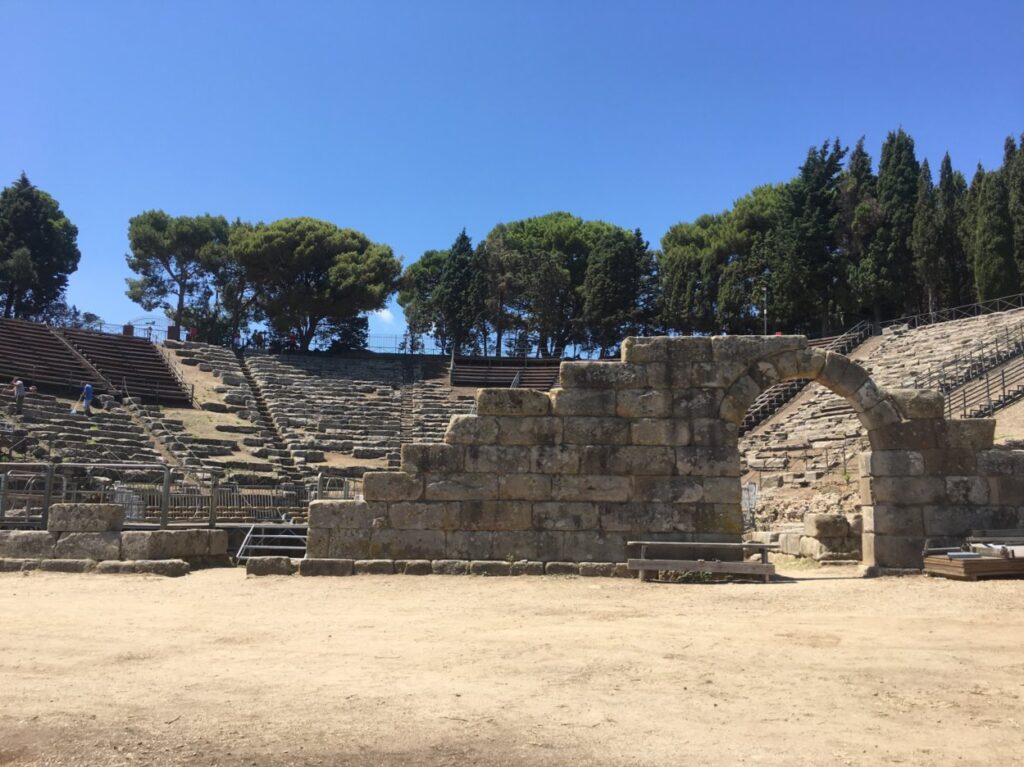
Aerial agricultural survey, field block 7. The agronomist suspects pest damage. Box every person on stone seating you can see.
[80,381,94,416]
[5,378,26,414]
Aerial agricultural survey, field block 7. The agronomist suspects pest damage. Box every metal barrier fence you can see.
[0,462,362,528]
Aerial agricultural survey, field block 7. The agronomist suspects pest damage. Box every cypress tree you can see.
[936,153,972,305]
[435,229,486,354]
[874,129,922,315]
[840,138,884,321]
[911,159,941,313]
[1005,134,1024,280]
[972,171,1019,301]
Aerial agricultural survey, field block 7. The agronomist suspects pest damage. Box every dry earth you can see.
[1,567,1022,766]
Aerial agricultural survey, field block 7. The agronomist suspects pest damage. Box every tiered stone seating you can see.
[0,318,98,396]
[450,356,562,389]
[0,390,163,464]
[61,328,191,406]
[744,308,1024,514]
[407,380,475,443]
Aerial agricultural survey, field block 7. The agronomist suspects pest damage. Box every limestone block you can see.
[579,562,617,577]
[701,477,741,504]
[648,504,697,533]
[621,336,670,363]
[560,361,647,389]
[552,475,631,503]
[694,504,744,535]
[689,359,750,389]
[0,530,57,559]
[511,560,545,575]
[469,560,512,576]
[691,418,737,447]
[425,473,499,501]
[849,380,886,414]
[550,388,616,417]
[945,476,990,506]
[545,561,580,575]
[464,445,532,474]
[711,335,806,366]
[444,530,494,560]
[396,559,432,575]
[304,528,329,559]
[920,506,979,537]
[803,513,851,538]
[858,399,902,431]
[46,503,124,533]
[630,418,691,446]
[362,471,423,502]
[868,476,946,505]
[676,446,741,477]
[581,445,674,476]
[495,416,561,446]
[55,532,120,560]
[769,347,827,381]
[246,556,296,576]
[307,500,380,530]
[664,336,713,362]
[975,449,1024,476]
[562,417,629,445]
[721,375,761,420]
[531,446,582,474]
[0,559,30,572]
[921,448,977,475]
[354,559,394,575]
[778,532,802,556]
[944,419,995,450]
[634,476,703,504]
[400,443,464,474]
[432,559,470,575]
[860,450,925,477]
[868,419,943,451]
[369,529,446,559]
[616,389,671,418]
[96,559,190,577]
[38,559,96,573]
[719,393,749,425]
[819,352,869,398]
[444,415,498,445]
[388,502,459,531]
[863,533,925,569]
[476,388,551,417]
[207,530,229,556]
[987,475,1024,505]
[849,514,864,535]
[888,389,946,420]
[532,502,599,531]
[672,388,723,419]
[862,505,924,536]
[298,558,354,576]
[499,474,552,501]
[598,502,656,532]
[326,529,372,559]
[459,500,533,531]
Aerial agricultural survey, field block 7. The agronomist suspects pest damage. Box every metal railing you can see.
[910,321,1024,393]
[880,292,1024,332]
[944,354,1024,419]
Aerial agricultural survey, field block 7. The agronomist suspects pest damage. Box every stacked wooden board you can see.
[924,548,1024,581]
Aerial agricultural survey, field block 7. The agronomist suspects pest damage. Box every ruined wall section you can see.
[306,336,809,564]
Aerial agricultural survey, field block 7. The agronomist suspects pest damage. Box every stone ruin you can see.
[305,334,1024,572]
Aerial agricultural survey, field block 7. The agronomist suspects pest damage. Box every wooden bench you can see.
[627,540,777,583]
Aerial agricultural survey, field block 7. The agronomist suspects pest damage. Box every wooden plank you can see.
[626,541,777,550]
[627,558,775,576]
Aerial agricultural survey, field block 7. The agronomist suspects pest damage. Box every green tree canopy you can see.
[0,173,81,318]
[972,170,1019,301]
[234,217,400,350]
[912,159,941,313]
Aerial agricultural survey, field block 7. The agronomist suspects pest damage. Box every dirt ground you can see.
[1,567,1022,767]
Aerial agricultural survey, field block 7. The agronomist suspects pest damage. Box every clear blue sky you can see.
[3,0,1022,342]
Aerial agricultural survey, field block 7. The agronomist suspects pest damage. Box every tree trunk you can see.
[175,281,187,327]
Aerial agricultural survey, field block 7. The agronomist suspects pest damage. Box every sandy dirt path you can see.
[1,567,1022,766]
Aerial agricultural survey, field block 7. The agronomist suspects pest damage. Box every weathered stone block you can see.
[820,352,869,398]
[476,388,552,416]
[579,562,617,577]
[388,502,459,530]
[464,445,532,474]
[307,500,380,530]
[432,559,469,575]
[326,529,372,559]
[499,474,552,501]
[769,347,827,380]
[246,556,296,576]
[691,418,737,447]
[54,532,120,560]
[778,532,802,556]
[0,530,57,559]
[354,559,394,574]
[396,559,432,575]
[552,475,631,502]
[511,559,545,575]
[921,448,978,475]
[868,476,946,505]
[304,528,330,558]
[469,560,511,576]
[46,503,124,533]
[920,506,978,537]
[562,417,629,445]
[444,530,494,560]
[888,389,946,420]
[362,471,423,502]
[459,500,533,531]
[945,476,989,505]
[676,446,741,477]
[581,445,674,476]
[694,505,743,535]
[711,335,805,366]
[444,415,499,445]
[298,558,354,576]
[0,558,30,572]
[633,476,703,503]
[545,561,580,575]
[560,361,647,389]
[532,502,598,531]
[849,380,886,414]
[869,419,943,450]
[630,418,691,446]
[944,419,995,450]
[720,375,761,423]
[976,449,1024,476]
[495,416,561,446]
[38,559,96,573]
[96,559,190,577]
[860,450,924,477]
[701,477,741,504]
[425,473,499,501]
[690,359,749,389]
[803,513,851,538]
[863,533,924,569]
[369,529,447,559]
[859,399,902,431]
[549,388,616,417]
[598,502,654,532]
[207,530,229,556]
[672,388,723,419]
[621,336,670,363]
[987,475,1024,505]
[401,443,464,474]
[616,389,671,418]
[862,505,924,536]
[531,446,582,474]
